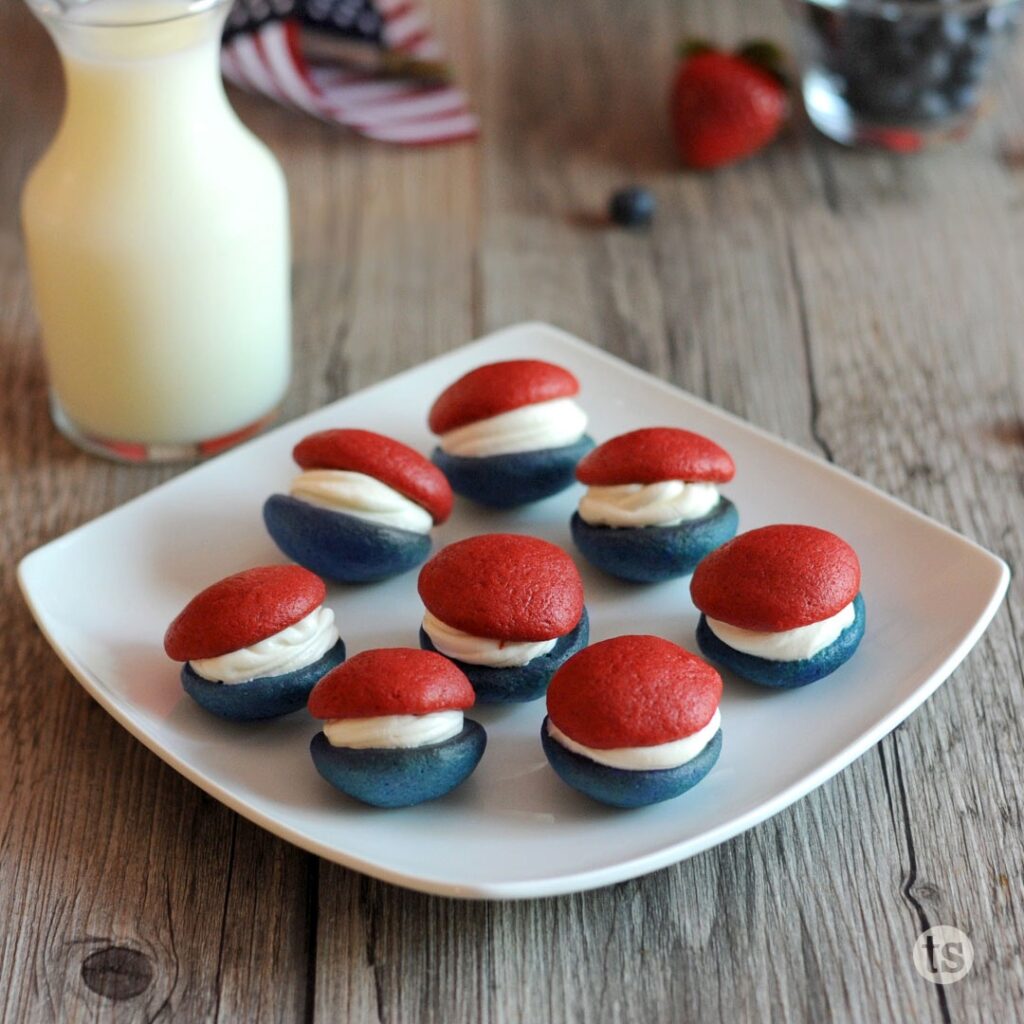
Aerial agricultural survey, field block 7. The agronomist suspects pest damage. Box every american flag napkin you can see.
[221,0,478,145]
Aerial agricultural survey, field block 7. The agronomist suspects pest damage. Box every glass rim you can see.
[25,0,230,28]
[790,0,1020,16]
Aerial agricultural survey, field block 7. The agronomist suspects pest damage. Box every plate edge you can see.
[18,320,1009,583]
[17,553,1009,900]
[15,322,1014,899]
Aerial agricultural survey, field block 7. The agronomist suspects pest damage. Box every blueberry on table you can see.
[608,186,655,228]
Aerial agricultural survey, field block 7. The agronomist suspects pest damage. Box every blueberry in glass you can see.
[791,0,1021,147]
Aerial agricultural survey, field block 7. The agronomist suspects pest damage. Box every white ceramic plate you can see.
[19,322,1009,899]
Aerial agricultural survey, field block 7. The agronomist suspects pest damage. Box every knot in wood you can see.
[80,945,154,1000]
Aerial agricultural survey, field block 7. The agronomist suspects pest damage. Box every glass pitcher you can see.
[22,0,292,462]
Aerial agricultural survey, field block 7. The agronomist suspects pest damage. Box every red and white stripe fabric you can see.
[221,8,477,146]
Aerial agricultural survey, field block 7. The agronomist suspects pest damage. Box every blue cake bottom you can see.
[264,495,432,584]
[182,639,347,721]
[310,720,487,807]
[696,593,866,688]
[541,719,722,808]
[419,607,590,704]
[431,435,595,508]
[570,499,739,583]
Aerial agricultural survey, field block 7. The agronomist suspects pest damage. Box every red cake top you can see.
[547,635,722,749]
[308,648,474,719]
[418,533,584,641]
[164,565,326,661]
[428,360,580,435]
[576,428,734,486]
[293,428,453,524]
[690,524,861,631]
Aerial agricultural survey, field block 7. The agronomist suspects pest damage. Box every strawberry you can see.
[671,45,786,170]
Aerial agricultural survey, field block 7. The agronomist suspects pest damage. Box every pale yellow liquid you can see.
[22,0,291,445]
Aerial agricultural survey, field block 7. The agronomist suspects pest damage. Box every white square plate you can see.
[19,323,1009,899]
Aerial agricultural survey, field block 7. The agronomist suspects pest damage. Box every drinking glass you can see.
[787,0,1022,150]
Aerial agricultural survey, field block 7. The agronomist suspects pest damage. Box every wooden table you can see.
[3,0,1023,1020]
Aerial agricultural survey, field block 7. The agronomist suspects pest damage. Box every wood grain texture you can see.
[2,0,1024,1021]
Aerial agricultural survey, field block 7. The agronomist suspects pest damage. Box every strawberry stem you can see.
[676,37,716,61]
[736,39,789,86]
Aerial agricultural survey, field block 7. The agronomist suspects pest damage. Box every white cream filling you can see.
[707,601,856,662]
[548,709,721,771]
[422,611,557,667]
[190,606,339,684]
[439,397,588,457]
[324,710,464,749]
[290,469,433,534]
[578,480,720,528]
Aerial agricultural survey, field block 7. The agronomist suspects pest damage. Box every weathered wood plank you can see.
[313,3,1024,1024]
[0,6,314,1023]
[313,2,960,1024]
[790,183,1024,1023]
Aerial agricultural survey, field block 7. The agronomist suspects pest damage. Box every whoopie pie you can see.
[307,648,486,807]
[571,427,738,582]
[164,565,346,721]
[263,428,453,583]
[542,635,723,807]
[428,360,594,507]
[691,524,865,688]
[418,533,589,703]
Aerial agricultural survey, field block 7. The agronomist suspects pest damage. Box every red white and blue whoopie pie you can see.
[428,359,594,507]
[307,648,486,807]
[164,565,346,721]
[417,533,589,703]
[571,427,739,582]
[691,524,865,688]
[263,428,454,583]
[541,635,723,807]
